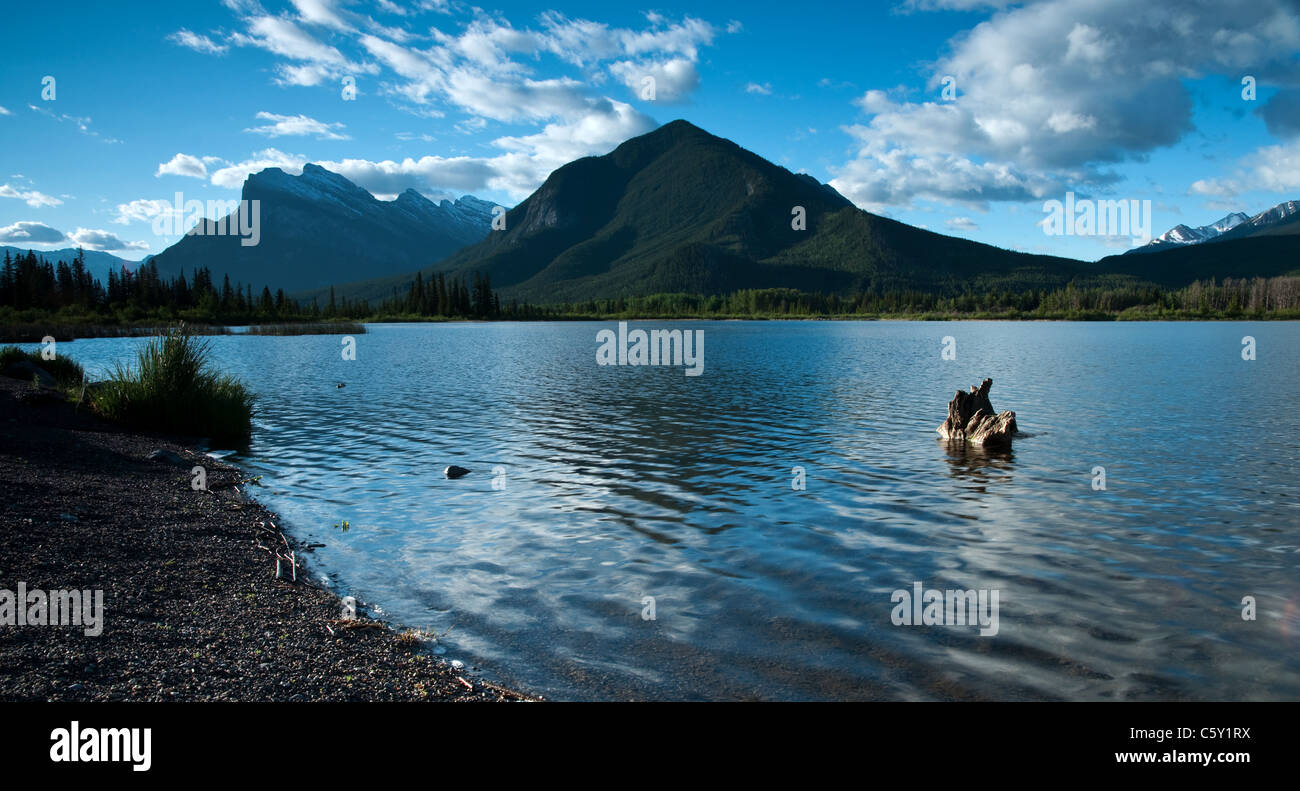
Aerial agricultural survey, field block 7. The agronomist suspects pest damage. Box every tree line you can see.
[0,248,506,324]
[3,248,1298,335]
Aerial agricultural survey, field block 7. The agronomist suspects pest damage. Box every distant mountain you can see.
[1212,199,1300,241]
[1099,234,1300,283]
[0,246,137,285]
[1128,212,1249,254]
[149,164,495,292]
[319,120,1092,304]
[1130,200,1300,255]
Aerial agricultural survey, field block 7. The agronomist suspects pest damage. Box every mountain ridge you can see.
[311,119,1100,304]
[1130,200,1300,254]
[148,164,495,292]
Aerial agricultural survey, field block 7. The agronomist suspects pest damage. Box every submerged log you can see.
[937,378,1018,446]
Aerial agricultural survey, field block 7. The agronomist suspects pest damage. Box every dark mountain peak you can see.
[244,163,370,206]
[394,187,433,206]
[649,118,712,141]
[660,118,704,132]
[454,194,497,211]
[153,165,493,292]
[1249,199,1299,224]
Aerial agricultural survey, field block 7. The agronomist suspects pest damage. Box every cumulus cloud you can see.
[744,82,772,95]
[1257,88,1300,139]
[245,111,350,140]
[0,221,66,244]
[0,183,63,208]
[209,148,309,189]
[830,0,1300,210]
[1189,138,1300,198]
[174,100,653,201]
[155,153,210,179]
[609,58,700,102]
[945,216,980,230]
[164,4,724,201]
[113,198,180,225]
[67,228,150,252]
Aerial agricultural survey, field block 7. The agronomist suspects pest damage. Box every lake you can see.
[30,321,1300,700]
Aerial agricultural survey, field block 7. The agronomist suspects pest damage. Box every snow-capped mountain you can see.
[149,164,497,293]
[1215,200,1300,240]
[1128,212,1248,254]
[1130,199,1300,254]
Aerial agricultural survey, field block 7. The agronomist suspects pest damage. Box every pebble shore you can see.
[0,376,536,702]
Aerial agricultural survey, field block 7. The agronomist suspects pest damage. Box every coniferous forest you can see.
[2,246,1299,341]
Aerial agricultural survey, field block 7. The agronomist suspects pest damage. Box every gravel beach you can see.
[0,375,536,702]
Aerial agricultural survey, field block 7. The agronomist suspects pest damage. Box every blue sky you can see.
[2,0,1299,262]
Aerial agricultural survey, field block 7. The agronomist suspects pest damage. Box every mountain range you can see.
[316,120,1099,304]
[142,120,1300,304]
[147,163,495,292]
[1130,200,1300,254]
[1129,212,1250,253]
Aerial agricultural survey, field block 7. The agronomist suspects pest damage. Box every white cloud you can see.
[288,0,352,32]
[831,0,1300,210]
[744,82,772,95]
[1189,178,1237,198]
[185,6,723,201]
[209,148,308,189]
[945,216,980,230]
[168,28,229,55]
[230,14,378,86]
[185,101,654,201]
[0,221,66,244]
[0,105,11,116]
[113,198,179,225]
[245,111,350,140]
[609,58,700,102]
[67,228,150,252]
[156,153,209,179]
[1190,138,1300,198]
[899,0,1015,10]
[0,183,63,208]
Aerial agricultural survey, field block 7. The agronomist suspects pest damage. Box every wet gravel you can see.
[0,376,537,702]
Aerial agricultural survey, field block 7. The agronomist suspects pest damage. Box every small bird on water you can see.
[444,465,471,479]
[336,383,346,388]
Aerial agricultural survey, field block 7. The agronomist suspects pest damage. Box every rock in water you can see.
[444,465,471,479]
[937,378,1018,446]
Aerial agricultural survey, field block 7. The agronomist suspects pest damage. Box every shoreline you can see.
[3,312,1298,344]
[0,376,537,702]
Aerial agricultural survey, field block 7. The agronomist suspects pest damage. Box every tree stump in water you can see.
[937,378,1017,446]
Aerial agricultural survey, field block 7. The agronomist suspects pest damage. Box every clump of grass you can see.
[0,345,85,389]
[90,325,254,446]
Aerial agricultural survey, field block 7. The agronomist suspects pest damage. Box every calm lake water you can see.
[33,321,1300,700]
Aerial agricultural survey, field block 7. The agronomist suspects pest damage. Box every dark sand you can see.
[0,376,536,702]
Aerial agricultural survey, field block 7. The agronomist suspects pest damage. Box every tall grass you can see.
[0,345,85,388]
[91,326,254,446]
